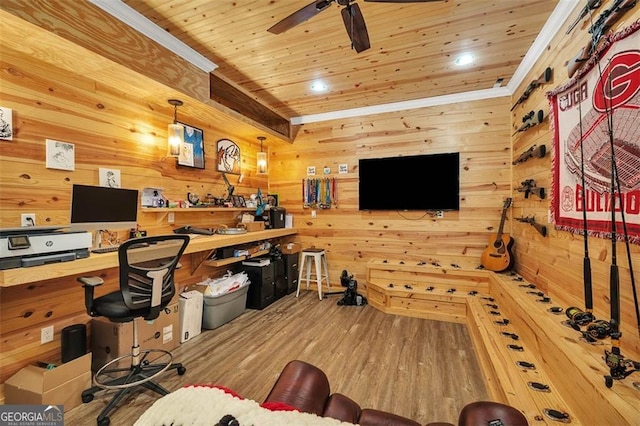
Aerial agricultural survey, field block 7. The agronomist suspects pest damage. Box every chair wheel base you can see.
[82,391,94,403]
[98,416,110,426]
[177,365,186,375]
[94,349,173,390]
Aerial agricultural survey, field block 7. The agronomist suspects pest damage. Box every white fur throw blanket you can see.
[135,385,359,426]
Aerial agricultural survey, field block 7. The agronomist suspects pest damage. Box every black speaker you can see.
[61,324,87,363]
[269,207,286,229]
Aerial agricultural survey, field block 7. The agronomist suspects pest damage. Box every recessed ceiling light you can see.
[311,81,327,92]
[454,54,475,66]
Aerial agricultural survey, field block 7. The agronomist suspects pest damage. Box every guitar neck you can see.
[496,198,512,239]
[496,212,507,239]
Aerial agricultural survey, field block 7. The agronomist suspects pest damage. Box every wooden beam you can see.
[0,0,208,103]
[210,73,291,140]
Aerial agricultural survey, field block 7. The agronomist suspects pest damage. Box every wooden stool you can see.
[297,248,330,300]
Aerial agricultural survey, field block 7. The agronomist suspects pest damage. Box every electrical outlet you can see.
[436,210,444,218]
[41,325,54,344]
[168,212,175,224]
[311,210,317,218]
[21,213,36,227]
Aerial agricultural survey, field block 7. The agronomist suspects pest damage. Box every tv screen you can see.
[70,184,139,231]
[359,153,460,211]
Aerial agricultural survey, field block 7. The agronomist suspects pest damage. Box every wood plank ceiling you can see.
[123,0,560,120]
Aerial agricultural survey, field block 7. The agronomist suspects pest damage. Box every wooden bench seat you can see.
[466,296,575,423]
[366,258,640,425]
[489,272,639,425]
[366,258,490,324]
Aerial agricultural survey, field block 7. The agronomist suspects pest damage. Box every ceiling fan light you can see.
[455,54,475,66]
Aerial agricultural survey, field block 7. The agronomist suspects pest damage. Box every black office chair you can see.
[78,235,190,426]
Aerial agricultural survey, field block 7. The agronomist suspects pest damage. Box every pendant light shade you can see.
[167,99,184,157]
[257,136,268,174]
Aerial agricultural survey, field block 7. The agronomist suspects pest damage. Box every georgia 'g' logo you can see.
[593,50,640,113]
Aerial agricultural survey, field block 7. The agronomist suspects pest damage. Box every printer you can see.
[0,227,92,270]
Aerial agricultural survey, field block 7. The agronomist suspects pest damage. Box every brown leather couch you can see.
[263,359,421,425]
[426,401,529,426]
[263,360,529,426]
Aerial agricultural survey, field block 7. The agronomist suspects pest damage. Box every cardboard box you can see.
[90,302,179,371]
[4,353,91,411]
[179,291,203,343]
[281,242,302,254]
[242,221,265,232]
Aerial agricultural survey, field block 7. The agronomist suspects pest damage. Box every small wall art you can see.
[0,107,13,141]
[339,164,348,174]
[307,166,316,176]
[46,139,75,171]
[178,122,205,169]
[216,138,241,174]
[99,168,121,188]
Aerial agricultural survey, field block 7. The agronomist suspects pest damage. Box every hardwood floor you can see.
[65,291,488,425]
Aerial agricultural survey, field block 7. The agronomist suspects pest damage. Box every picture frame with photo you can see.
[178,122,205,169]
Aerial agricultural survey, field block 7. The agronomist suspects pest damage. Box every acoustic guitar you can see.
[481,198,515,272]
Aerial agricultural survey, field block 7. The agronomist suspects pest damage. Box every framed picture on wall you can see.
[178,123,205,169]
[216,138,241,174]
[0,106,13,141]
[45,139,75,171]
[267,194,279,207]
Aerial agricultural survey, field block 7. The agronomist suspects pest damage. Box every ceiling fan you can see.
[267,0,445,53]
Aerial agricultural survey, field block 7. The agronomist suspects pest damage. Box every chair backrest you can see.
[118,234,190,320]
[458,401,528,426]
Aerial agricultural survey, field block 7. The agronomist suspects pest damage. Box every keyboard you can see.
[91,245,119,254]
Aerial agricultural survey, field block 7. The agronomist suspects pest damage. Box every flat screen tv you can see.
[70,184,139,231]
[359,153,460,211]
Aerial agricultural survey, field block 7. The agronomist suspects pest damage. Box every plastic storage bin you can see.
[202,285,249,329]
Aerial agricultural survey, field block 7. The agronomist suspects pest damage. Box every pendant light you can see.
[257,136,268,175]
[167,99,184,157]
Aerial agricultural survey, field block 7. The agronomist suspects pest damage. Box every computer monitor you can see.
[69,184,139,232]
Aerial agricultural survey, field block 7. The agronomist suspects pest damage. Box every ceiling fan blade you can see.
[341,3,370,53]
[364,0,444,3]
[267,1,331,34]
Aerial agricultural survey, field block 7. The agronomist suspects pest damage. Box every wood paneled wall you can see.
[269,97,513,280]
[509,11,640,360]
[268,9,640,362]
[1,2,639,395]
[0,20,272,382]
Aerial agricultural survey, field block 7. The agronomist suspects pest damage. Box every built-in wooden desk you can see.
[0,228,297,288]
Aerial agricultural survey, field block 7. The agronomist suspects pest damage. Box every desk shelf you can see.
[0,228,297,287]
[204,249,270,268]
[141,207,255,213]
